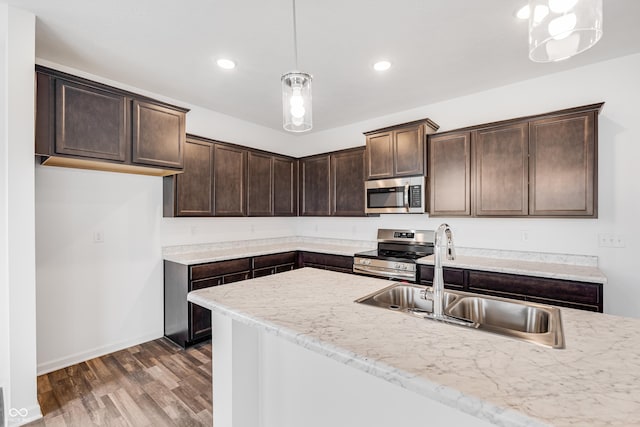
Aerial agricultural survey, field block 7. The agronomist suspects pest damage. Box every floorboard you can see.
[26,338,212,427]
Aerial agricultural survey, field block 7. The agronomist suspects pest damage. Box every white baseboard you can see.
[7,403,42,427]
[37,332,163,375]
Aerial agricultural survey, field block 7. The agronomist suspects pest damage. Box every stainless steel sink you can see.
[446,296,565,348]
[356,283,565,349]
[355,283,459,316]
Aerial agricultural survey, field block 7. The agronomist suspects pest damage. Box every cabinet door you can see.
[474,123,528,216]
[394,125,424,176]
[274,157,298,216]
[300,155,331,216]
[175,138,214,216]
[132,100,185,169]
[247,151,273,216]
[189,277,221,341]
[331,148,365,216]
[529,111,596,217]
[299,252,353,273]
[214,144,247,216]
[428,132,471,216]
[366,132,393,179]
[55,79,128,161]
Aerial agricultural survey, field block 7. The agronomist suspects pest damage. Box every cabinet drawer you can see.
[253,252,298,269]
[418,265,465,287]
[467,270,602,308]
[300,252,353,270]
[191,277,222,290]
[222,271,251,284]
[190,258,252,280]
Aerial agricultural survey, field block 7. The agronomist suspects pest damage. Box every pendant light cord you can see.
[292,0,299,69]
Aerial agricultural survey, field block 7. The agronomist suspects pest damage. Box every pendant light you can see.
[529,0,603,62]
[281,0,312,132]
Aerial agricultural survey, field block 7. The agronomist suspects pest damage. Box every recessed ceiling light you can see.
[516,5,530,20]
[373,60,391,71]
[216,58,236,70]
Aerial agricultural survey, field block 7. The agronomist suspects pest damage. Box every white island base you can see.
[212,311,495,427]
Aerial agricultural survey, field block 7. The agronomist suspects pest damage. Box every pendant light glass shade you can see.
[282,71,312,132]
[529,0,603,62]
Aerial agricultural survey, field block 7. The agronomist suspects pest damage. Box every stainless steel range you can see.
[353,229,435,281]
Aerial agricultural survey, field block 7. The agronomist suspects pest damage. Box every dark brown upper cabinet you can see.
[427,103,602,218]
[214,144,247,216]
[164,135,298,218]
[300,147,367,217]
[163,136,214,217]
[273,156,298,216]
[35,65,188,177]
[53,78,128,162]
[247,152,298,217]
[529,110,597,216]
[331,147,366,216]
[364,119,439,179]
[428,132,471,216]
[247,151,274,216]
[300,154,331,216]
[132,100,185,169]
[474,123,529,216]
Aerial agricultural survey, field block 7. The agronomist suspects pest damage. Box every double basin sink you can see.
[356,283,565,349]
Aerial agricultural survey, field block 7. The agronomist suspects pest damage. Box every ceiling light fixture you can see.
[528,0,603,62]
[281,0,312,132]
[516,5,530,20]
[373,60,392,71]
[216,58,236,70]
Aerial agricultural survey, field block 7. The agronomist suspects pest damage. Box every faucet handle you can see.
[420,288,434,301]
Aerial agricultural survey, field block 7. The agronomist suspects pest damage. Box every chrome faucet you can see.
[430,223,456,318]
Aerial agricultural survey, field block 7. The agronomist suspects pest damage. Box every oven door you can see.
[353,257,416,281]
[365,176,424,214]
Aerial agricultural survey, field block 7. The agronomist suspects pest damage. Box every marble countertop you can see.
[163,237,376,265]
[189,268,639,427]
[417,254,607,284]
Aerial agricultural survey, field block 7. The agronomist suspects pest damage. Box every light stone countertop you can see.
[163,237,376,265]
[164,237,606,285]
[189,268,639,427]
[417,254,607,284]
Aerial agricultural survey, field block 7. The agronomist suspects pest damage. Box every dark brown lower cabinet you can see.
[252,252,297,278]
[298,251,354,273]
[164,258,251,348]
[417,264,603,312]
[166,251,359,347]
[418,265,466,291]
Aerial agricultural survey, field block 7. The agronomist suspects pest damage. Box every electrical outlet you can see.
[520,230,529,242]
[598,233,625,248]
[93,231,104,243]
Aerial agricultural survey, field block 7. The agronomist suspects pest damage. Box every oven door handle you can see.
[403,183,410,212]
[353,265,415,280]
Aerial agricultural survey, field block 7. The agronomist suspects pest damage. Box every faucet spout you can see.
[432,223,455,318]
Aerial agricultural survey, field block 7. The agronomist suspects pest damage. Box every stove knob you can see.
[366,259,372,265]
[394,263,400,269]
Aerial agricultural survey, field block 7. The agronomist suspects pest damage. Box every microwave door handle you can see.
[404,183,410,212]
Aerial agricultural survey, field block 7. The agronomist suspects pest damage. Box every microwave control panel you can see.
[409,185,422,207]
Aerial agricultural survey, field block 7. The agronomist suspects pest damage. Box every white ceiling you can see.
[6,0,640,133]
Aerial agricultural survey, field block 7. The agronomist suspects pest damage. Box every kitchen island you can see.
[188,268,640,427]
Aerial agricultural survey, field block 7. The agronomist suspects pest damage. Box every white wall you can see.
[295,53,640,318]
[0,5,40,426]
[34,62,299,374]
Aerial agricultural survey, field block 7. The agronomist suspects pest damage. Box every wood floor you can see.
[26,338,212,427]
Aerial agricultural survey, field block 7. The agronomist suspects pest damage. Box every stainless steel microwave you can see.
[365,176,425,214]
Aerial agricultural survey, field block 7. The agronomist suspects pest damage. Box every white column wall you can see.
[0,5,41,426]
